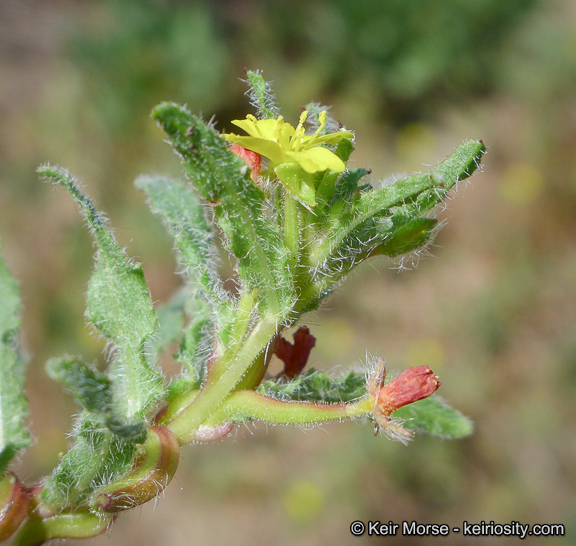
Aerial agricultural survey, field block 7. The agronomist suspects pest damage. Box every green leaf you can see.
[257,369,367,403]
[151,288,187,355]
[0,238,30,473]
[245,70,279,120]
[136,175,234,333]
[152,103,293,318]
[174,317,212,389]
[331,168,370,204]
[393,396,474,439]
[433,139,486,185]
[41,413,135,511]
[47,357,146,442]
[370,217,438,258]
[38,166,164,423]
[338,216,439,264]
[310,140,486,268]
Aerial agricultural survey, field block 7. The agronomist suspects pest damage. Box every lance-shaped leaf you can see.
[47,357,146,442]
[0,239,30,474]
[392,396,474,439]
[257,369,366,403]
[41,413,136,511]
[336,216,439,268]
[152,103,293,317]
[311,140,486,268]
[38,166,164,423]
[151,288,187,356]
[136,175,235,345]
[174,318,211,388]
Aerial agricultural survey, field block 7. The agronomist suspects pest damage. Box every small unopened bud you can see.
[230,144,262,182]
[90,426,180,513]
[0,472,31,541]
[368,362,441,444]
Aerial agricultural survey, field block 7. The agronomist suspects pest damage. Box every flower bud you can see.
[0,472,31,541]
[90,426,180,513]
[369,362,441,444]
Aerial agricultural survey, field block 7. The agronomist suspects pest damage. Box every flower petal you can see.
[304,131,354,148]
[287,146,346,174]
[225,136,285,166]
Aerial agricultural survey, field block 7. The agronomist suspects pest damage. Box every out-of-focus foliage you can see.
[242,0,539,119]
[69,0,231,137]
[68,0,540,126]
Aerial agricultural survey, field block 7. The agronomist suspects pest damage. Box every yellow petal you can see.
[225,136,285,166]
[304,131,354,148]
[287,147,346,174]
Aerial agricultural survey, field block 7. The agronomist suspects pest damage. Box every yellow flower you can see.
[224,110,353,206]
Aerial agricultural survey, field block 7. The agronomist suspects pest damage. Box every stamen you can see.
[311,110,327,140]
[273,116,284,142]
[247,114,261,136]
[292,110,308,151]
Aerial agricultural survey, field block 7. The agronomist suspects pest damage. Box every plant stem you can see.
[284,190,300,271]
[205,390,375,426]
[165,317,279,443]
[13,512,112,546]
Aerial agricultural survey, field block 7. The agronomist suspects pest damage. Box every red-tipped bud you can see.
[369,363,441,444]
[376,365,441,414]
[0,472,31,541]
[230,144,262,181]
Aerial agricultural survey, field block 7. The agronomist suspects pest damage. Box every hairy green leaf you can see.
[257,369,366,403]
[136,175,234,334]
[310,140,486,268]
[41,413,135,511]
[393,396,474,439]
[152,103,293,317]
[0,239,30,473]
[175,318,211,386]
[152,289,187,355]
[38,166,164,423]
[47,357,146,442]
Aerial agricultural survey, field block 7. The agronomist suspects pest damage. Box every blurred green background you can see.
[2,0,576,544]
